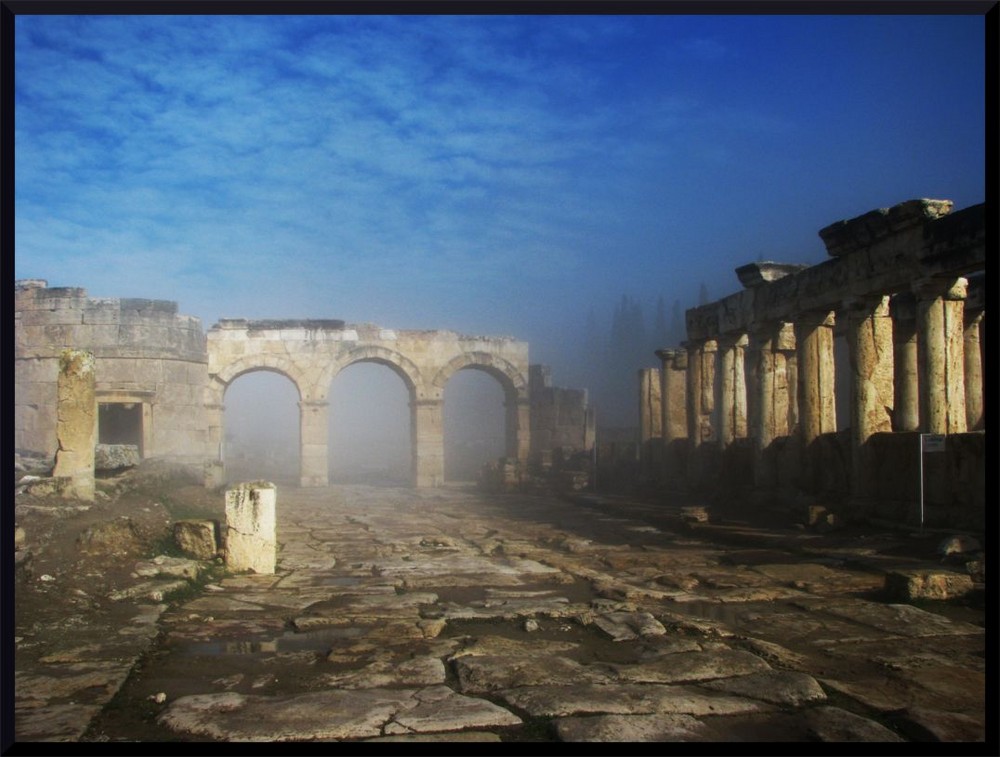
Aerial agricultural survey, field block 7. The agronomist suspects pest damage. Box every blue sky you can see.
[14,12,987,392]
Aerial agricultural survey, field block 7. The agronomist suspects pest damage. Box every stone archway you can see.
[206,320,530,488]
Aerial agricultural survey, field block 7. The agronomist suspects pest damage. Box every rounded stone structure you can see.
[14,280,210,467]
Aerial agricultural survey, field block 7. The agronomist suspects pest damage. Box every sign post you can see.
[919,433,946,530]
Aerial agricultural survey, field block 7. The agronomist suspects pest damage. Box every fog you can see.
[223,364,506,487]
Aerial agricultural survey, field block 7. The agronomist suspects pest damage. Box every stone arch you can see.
[432,351,529,402]
[321,345,423,399]
[212,354,306,402]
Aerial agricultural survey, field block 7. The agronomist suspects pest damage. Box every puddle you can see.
[176,625,368,656]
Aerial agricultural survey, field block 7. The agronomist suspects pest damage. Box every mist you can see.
[222,363,507,487]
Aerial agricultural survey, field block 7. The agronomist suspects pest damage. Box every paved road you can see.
[24,485,990,744]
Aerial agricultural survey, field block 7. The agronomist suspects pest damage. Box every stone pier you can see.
[51,349,97,501]
[225,482,277,574]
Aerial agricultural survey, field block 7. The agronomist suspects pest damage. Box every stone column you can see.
[751,322,795,487]
[916,277,967,434]
[718,334,748,448]
[656,349,688,482]
[412,398,444,487]
[638,367,663,476]
[964,309,984,431]
[52,349,97,501]
[204,399,226,488]
[685,339,717,485]
[225,482,276,574]
[890,293,920,432]
[299,400,329,488]
[795,310,837,444]
[845,296,895,500]
[505,396,531,465]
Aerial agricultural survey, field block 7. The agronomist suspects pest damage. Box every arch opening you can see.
[328,361,412,486]
[444,367,508,483]
[223,370,300,487]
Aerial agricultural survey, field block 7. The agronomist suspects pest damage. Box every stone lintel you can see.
[819,199,953,257]
[735,261,810,288]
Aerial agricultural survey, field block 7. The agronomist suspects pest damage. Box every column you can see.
[890,293,920,431]
[795,310,837,444]
[412,398,444,487]
[204,397,226,488]
[964,308,984,431]
[916,277,967,434]
[685,339,717,485]
[225,482,276,574]
[52,349,96,501]
[718,333,748,448]
[845,295,895,499]
[656,349,688,481]
[299,400,329,487]
[751,322,795,487]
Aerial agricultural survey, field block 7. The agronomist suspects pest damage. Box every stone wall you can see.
[14,281,210,468]
[528,364,595,470]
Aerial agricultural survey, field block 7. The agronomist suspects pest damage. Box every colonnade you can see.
[646,199,985,507]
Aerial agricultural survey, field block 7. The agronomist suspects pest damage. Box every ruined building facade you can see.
[640,199,986,531]
[15,282,594,490]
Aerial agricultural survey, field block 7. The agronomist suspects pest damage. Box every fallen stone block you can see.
[174,520,219,560]
[884,569,974,601]
[134,555,204,580]
[94,444,140,471]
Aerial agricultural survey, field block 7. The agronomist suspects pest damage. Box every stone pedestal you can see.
[225,482,277,574]
[52,349,96,501]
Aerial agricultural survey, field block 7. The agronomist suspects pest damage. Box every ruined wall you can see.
[528,364,594,469]
[14,281,209,467]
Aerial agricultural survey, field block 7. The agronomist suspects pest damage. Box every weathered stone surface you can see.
[884,569,974,601]
[793,598,983,637]
[804,705,904,742]
[555,713,709,742]
[225,482,276,574]
[158,686,520,741]
[701,670,826,706]
[174,519,219,560]
[455,655,611,694]
[51,349,96,501]
[14,703,104,742]
[605,649,771,684]
[109,579,189,602]
[76,519,144,557]
[496,684,773,718]
[134,555,204,580]
[322,657,446,689]
[891,707,984,742]
[93,443,140,471]
[449,635,579,659]
[591,611,666,641]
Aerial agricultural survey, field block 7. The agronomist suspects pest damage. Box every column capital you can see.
[914,276,967,301]
[842,294,890,318]
[794,309,836,328]
[717,332,749,349]
[750,320,795,351]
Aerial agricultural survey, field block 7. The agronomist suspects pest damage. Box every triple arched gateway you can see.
[205,320,530,487]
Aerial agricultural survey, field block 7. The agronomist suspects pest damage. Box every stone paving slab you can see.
[496,683,775,718]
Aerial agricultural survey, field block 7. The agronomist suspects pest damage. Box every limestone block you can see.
[884,570,974,601]
[174,520,220,560]
[225,483,277,574]
[52,349,96,501]
[94,444,140,471]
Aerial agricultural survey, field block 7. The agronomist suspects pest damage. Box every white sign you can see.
[921,433,946,453]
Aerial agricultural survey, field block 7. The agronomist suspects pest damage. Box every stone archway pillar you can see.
[845,295,895,500]
[795,310,837,445]
[205,400,226,488]
[412,398,445,488]
[299,400,329,487]
[505,396,531,464]
[916,277,967,434]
